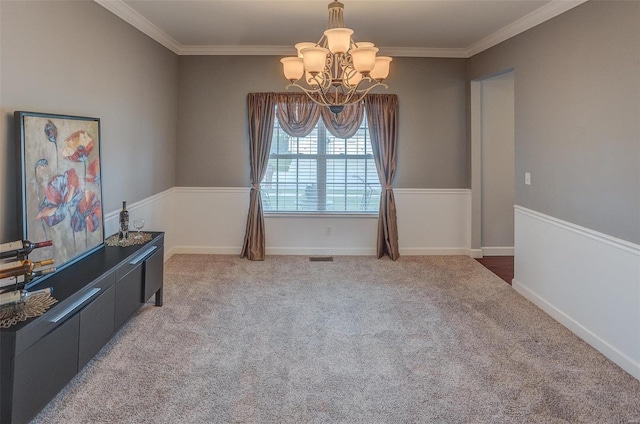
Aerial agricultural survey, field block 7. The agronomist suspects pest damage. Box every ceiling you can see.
[95,0,587,57]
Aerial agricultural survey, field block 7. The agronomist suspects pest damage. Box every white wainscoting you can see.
[395,189,472,255]
[104,188,176,261]
[105,187,474,258]
[173,187,250,255]
[513,205,640,380]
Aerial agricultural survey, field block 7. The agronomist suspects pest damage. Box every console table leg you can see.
[155,288,163,307]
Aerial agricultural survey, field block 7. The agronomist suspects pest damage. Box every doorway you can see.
[471,70,515,258]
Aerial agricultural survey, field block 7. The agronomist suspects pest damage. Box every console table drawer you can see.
[114,265,143,329]
[115,244,159,281]
[79,285,115,369]
[12,314,79,424]
[13,271,114,357]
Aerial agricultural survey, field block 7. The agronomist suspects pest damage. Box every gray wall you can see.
[469,1,640,244]
[0,1,179,241]
[177,56,468,188]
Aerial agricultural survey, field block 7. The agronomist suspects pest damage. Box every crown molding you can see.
[95,0,588,58]
[94,0,181,54]
[465,0,589,57]
[180,45,468,58]
[179,45,295,56]
[380,47,468,59]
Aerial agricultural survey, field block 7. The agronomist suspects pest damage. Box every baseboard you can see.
[469,249,483,259]
[169,246,479,258]
[513,278,640,381]
[268,247,377,256]
[400,247,475,256]
[164,246,178,262]
[171,246,241,256]
[481,246,514,256]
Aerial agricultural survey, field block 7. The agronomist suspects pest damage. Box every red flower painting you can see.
[86,158,100,184]
[36,168,83,227]
[62,130,94,162]
[71,190,102,233]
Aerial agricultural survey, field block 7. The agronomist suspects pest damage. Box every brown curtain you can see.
[276,93,321,137]
[241,93,277,261]
[365,94,400,260]
[320,102,364,138]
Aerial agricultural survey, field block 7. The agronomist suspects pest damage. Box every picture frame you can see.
[15,111,104,277]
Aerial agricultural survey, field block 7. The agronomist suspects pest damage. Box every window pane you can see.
[263,108,379,213]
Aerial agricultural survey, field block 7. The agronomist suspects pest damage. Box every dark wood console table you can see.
[0,232,164,424]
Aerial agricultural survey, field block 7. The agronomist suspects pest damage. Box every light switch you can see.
[525,172,531,185]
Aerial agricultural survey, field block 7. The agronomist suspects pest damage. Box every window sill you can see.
[264,212,378,219]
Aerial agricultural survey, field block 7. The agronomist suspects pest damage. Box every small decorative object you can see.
[0,239,53,260]
[119,201,129,243]
[133,218,145,239]
[0,289,58,328]
[15,111,104,274]
[105,232,152,247]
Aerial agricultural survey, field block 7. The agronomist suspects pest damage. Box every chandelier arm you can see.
[284,83,335,108]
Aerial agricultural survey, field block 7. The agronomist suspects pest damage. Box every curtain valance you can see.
[274,92,364,139]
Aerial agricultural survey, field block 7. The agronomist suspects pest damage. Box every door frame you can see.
[470,69,515,258]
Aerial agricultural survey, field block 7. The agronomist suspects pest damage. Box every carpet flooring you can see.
[32,255,640,423]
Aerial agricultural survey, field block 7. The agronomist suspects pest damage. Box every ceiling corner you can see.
[94,0,182,54]
[465,0,589,57]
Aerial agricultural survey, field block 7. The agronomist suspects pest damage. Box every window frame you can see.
[263,114,379,215]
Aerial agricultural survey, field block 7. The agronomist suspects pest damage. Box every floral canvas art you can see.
[16,112,104,270]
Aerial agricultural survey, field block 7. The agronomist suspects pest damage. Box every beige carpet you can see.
[32,255,640,423]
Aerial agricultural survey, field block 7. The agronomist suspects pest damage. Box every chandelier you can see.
[280,0,392,114]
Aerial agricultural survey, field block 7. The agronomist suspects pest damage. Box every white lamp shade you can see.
[324,28,354,54]
[301,47,329,74]
[346,69,363,87]
[354,41,375,48]
[295,42,316,58]
[281,57,304,82]
[370,56,392,81]
[350,46,379,74]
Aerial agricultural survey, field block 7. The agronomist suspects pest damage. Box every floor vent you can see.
[309,256,334,262]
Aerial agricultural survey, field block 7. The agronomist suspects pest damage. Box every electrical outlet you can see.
[525,172,531,186]
[325,226,332,236]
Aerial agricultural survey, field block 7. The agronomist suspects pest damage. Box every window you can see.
[262,113,380,213]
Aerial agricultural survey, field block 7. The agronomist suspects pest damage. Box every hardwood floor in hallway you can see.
[476,256,514,285]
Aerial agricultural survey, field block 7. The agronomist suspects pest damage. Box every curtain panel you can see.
[365,94,400,260]
[241,93,277,261]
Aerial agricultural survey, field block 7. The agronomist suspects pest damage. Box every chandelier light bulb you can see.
[295,42,316,58]
[281,57,304,82]
[301,47,329,75]
[324,28,354,54]
[350,46,379,75]
[370,56,393,81]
